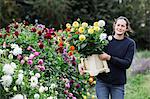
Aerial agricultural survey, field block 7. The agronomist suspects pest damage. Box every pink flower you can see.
[38,59,43,65]
[64,90,68,94]
[32,49,36,52]
[38,65,45,71]
[68,93,73,97]
[27,60,33,65]
[17,55,22,60]
[65,83,70,89]
[20,59,25,65]
[27,46,32,51]
[29,54,35,60]
[34,52,40,57]
[72,97,77,99]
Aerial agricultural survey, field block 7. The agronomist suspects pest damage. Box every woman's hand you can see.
[99,53,111,61]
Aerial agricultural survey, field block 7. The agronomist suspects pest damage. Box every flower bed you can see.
[0,20,96,99]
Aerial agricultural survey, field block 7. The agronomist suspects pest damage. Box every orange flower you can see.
[70,46,75,51]
[75,31,80,34]
[65,28,71,32]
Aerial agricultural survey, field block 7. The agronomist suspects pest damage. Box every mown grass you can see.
[125,50,150,99]
[125,72,150,99]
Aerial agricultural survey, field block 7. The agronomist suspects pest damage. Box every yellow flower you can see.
[82,22,88,27]
[94,26,100,32]
[92,95,95,99]
[88,28,94,34]
[93,81,96,84]
[93,22,99,27]
[87,92,90,96]
[66,23,71,28]
[82,95,87,99]
[79,35,86,41]
[78,27,85,33]
[72,21,79,28]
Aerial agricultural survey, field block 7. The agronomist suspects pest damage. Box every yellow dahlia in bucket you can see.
[79,35,86,41]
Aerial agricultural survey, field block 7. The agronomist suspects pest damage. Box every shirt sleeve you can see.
[109,41,136,69]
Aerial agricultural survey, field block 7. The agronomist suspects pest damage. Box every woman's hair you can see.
[113,16,134,36]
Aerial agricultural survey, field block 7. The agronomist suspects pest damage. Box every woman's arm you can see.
[99,42,136,69]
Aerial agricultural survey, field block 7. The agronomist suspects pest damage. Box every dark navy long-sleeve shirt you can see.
[97,36,136,85]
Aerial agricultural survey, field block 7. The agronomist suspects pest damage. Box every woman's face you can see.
[114,19,128,35]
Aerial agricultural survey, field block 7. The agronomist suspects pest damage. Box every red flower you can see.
[76,83,80,89]
[44,33,52,39]
[14,31,19,37]
[68,51,73,56]
[37,31,42,36]
[38,41,44,49]
[0,33,2,38]
[14,24,18,29]
[59,42,63,47]
[31,28,36,32]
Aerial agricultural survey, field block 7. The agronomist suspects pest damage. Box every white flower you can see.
[13,86,17,91]
[29,71,34,76]
[44,86,48,91]
[0,49,3,55]
[98,20,106,27]
[34,93,40,99]
[35,73,41,78]
[108,35,113,41]
[4,87,9,92]
[11,62,17,69]
[39,86,45,93]
[12,94,24,99]
[8,54,13,59]
[47,96,53,99]
[99,33,107,41]
[11,44,19,49]
[19,70,24,74]
[50,83,56,89]
[30,76,38,88]
[1,75,13,87]
[16,73,24,85]
[3,64,14,75]
[12,47,22,56]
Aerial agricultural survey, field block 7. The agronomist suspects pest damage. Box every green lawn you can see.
[125,73,150,99]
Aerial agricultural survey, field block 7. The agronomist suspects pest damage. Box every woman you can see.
[96,16,136,99]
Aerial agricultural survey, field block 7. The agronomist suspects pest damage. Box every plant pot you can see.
[79,54,110,76]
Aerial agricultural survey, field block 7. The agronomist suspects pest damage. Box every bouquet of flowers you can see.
[66,19,108,57]
[64,19,110,76]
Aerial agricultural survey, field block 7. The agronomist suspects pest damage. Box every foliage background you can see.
[0,0,150,49]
